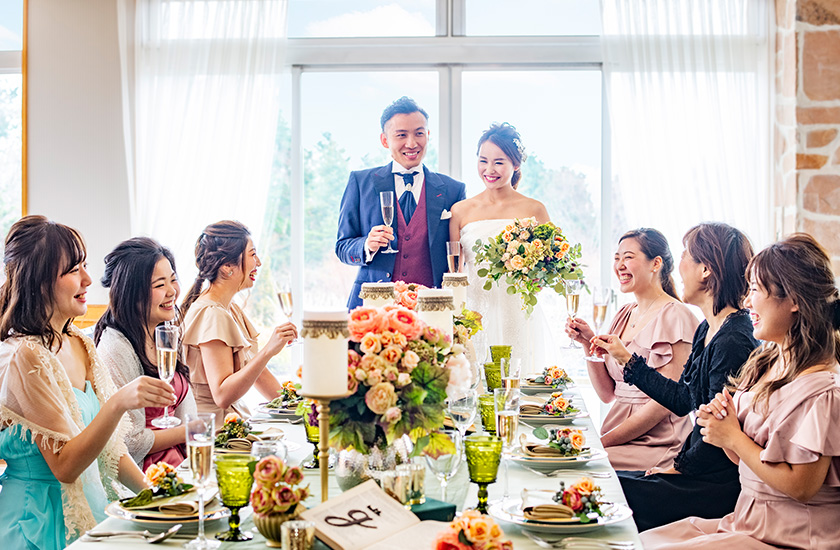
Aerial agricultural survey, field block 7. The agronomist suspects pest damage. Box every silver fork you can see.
[524,531,634,549]
[517,464,612,478]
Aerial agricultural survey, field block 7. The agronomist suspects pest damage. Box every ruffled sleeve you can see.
[182,301,251,352]
[760,374,840,468]
[632,302,698,370]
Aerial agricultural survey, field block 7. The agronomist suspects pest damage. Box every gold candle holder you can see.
[299,391,352,502]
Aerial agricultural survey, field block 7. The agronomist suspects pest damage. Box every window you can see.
[0,2,23,242]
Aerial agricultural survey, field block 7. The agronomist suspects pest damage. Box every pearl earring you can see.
[228,270,234,277]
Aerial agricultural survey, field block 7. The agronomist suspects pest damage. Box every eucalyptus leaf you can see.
[533,426,549,440]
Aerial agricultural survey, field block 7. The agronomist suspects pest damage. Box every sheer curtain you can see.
[124,0,287,278]
[601,0,773,253]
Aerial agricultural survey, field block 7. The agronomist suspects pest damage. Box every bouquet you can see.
[535,365,574,389]
[473,217,583,314]
[553,477,606,523]
[331,305,471,453]
[250,456,310,517]
[533,426,588,457]
[542,391,580,417]
[434,510,512,550]
[120,462,193,508]
[215,413,252,447]
[266,381,300,409]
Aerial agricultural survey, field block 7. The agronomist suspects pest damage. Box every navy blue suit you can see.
[335,163,466,310]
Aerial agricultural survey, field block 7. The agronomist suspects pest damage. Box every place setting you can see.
[521,365,577,396]
[511,426,609,473]
[519,392,590,425]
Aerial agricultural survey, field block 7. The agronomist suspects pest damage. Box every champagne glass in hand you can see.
[184,413,219,550]
[151,324,180,428]
[379,191,397,254]
[587,286,613,363]
[563,279,584,349]
[277,280,299,347]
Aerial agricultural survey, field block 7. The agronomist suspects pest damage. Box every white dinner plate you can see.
[105,496,230,526]
[519,410,590,425]
[521,382,576,396]
[510,447,609,467]
[256,403,299,419]
[489,498,633,534]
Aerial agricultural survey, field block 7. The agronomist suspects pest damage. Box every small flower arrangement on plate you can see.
[473,217,584,314]
[532,426,588,457]
[120,462,193,508]
[434,509,513,550]
[534,365,574,389]
[250,456,310,517]
[266,381,301,409]
[553,477,606,523]
[215,413,252,447]
[543,392,580,417]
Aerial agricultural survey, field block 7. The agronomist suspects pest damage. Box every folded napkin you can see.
[520,404,544,416]
[219,427,286,451]
[522,443,566,457]
[523,504,576,522]
[125,491,216,517]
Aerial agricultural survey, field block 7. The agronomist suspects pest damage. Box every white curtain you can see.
[601,0,773,253]
[124,0,287,279]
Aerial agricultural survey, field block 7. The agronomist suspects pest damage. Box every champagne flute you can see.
[448,389,477,449]
[423,429,461,503]
[151,324,180,428]
[185,413,219,550]
[379,191,397,254]
[587,286,614,363]
[494,387,521,502]
[446,241,461,273]
[500,357,521,389]
[563,279,584,349]
[277,280,299,347]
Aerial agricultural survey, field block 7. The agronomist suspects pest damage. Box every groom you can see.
[336,96,466,310]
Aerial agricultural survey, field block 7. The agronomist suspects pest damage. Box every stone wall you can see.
[775,0,840,274]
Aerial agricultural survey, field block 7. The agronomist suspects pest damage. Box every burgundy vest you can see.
[392,184,434,287]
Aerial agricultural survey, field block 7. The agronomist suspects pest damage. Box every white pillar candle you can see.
[441,273,468,313]
[301,310,349,397]
[416,288,455,345]
[359,282,395,308]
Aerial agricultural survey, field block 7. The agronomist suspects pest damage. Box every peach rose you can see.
[354,368,367,381]
[367,369,383,386]
[365,382,398,415]
[396,372,412,387]
[392,331,408,347]
[401,350,420,371]
[502,231,513,242]
[381,345,402,364]
[386,307,423,340]
[384,406,402,423]
[466,516,492,543]
[383,366,399,382]
[573,477,597,495]
[360,333,382,355]
[434,530,470,550]
[348,307,385,341]
[510,256,525,271]
[347,372,359,393]
[519,230,530,241]
[224,412,241,424]
[394,280,409,293]
[397,289,419,309]
[570,432,585,450]
[379,330,395,347]
[506,241,520,254]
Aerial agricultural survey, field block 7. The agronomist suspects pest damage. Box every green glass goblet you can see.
[303,402,320,469]
[477,394,497,435]
[214,454,255,542]
[464,434,502,514]
[483,362,502,392]
[489,345,512,363]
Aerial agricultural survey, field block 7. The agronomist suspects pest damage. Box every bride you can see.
[449,123,552,374]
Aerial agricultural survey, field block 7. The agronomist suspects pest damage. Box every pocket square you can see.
[440,209,452,220]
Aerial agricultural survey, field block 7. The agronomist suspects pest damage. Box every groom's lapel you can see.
[425,167,445,247]
[373,163,396,195]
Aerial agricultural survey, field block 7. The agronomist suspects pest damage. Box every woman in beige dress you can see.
[642,234,840,550]
[181,220,297,427]
[566,228,697,470]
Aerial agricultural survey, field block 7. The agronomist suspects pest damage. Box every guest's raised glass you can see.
[184,413,219,550]
[214,454,255,541]
[464,434,502,513]
[151,324,180,428]
[379,191,397,254]
[564,280,584,348]
[587,285,614,363]
[277,280,299,347]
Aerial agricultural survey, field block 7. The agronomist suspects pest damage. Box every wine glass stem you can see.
[440,478,448,503]
[476,482,489,514]
[197,487,206,541]
[162,405,169,421]
[502,453,509,500]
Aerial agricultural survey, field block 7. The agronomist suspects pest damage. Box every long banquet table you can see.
[68,387,643,549]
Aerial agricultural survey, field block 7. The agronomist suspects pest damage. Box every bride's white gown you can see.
[460,219,553,376]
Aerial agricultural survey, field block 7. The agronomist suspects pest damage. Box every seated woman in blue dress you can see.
[0,216,176,550]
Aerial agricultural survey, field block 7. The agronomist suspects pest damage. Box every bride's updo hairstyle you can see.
[477,122,527,189]
[619,228,680,301]
[731,233,840,414]
[181,220,251,315]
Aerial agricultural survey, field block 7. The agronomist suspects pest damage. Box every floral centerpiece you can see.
[553,477,606,523]
[434,510,512,550]
[251,456,311,544]
[215,413,251,447]
[472,217,583,314]
[542,391,580,417]
[534,365,574,389]
[394,280,425,309]
[120,462,193,508]
[533,426,588,457]
[331,305,471,454]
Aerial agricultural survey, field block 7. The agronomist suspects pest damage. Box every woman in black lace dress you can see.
[591,222,759,531]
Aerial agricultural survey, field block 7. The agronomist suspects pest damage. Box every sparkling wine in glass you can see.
[494,388,521,502]
[500,357,521,390]
[277,281,299,347]
[151,324,180,428]
[185,413,219,550]
[379,191,397,254]
[564,279,584,349]
[446,241,461,273]
[423,429,461,503]
[588,286,614,363]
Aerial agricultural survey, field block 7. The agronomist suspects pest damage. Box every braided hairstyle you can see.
[619,228,680,301]
[477,122,527,189]
[181,221,251,315]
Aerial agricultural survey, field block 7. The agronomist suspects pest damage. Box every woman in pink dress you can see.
[642,233,840,550]
[566,228,697,470]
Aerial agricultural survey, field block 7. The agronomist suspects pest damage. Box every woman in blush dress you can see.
[593,223,759,530]
[566,228,698,471]
[642,233,840,550]
[0,216,174,549]
[450,123,552,372]
[95,237,197,470]
[181,220,297,428]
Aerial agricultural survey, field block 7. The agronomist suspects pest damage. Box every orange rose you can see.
[224,413,240,424]
[348,307,385,341]
[386,307,422,340]
[573,476,597,495]
[381,345,402,364]
[394,281,409,293]
[466,516,491,543]
[397,289,419,309]
[570,432,585,450]
[360,333,382,355]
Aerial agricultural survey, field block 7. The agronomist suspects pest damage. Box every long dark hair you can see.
[619,228,680,301]
[477,122,526,189]
[0,215,87,350]
[731,233,840,414]
[682,223,753,315]
[181,220,251,315]
[94,237,189,381]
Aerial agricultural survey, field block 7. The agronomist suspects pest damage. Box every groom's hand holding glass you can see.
[365,224,395,255]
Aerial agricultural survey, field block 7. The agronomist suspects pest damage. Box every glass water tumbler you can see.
[483,362,502,391]
[489,345,512,363]
[477,394,497,435]
[464,434,502,513]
